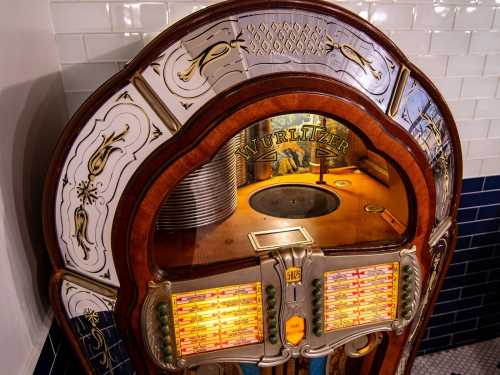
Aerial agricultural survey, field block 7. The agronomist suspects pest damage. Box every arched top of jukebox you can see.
[44,0,461,287]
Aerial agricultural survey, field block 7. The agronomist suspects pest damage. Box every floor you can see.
[412,337,500,375]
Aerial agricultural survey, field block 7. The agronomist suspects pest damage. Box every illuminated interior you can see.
[171,283,264,356]
[324,263,399,332]
[154,114,410,269]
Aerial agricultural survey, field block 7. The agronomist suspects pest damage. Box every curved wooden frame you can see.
[115,77,434,373]
[42,1,462,374]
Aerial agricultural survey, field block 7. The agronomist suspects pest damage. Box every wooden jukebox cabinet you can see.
[43,1,462,374]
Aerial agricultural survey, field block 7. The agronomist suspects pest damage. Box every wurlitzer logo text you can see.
[235,125,349,162]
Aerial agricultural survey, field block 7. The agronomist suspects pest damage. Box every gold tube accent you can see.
[388,65,410,118]
[132,74,180,132]
[62,271,118,298]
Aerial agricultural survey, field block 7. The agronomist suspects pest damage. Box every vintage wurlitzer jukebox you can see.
[43,1,462,374]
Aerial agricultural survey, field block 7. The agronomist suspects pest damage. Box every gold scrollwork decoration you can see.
[84,308,115,372]
[177,31,248,82]
[87,125,129,181]
[421,112,450,202]
[74,205,93,260]
[326,34,382,80]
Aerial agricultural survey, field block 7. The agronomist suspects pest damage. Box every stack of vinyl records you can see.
[155,138,238,230]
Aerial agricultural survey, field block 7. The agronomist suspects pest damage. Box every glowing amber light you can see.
[285,315,305,345]
[171,282,264,356]
[324,262,399,332]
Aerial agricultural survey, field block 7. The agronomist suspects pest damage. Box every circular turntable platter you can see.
[249,184,340,219]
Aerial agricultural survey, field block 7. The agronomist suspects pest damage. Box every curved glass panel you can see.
[154,114,410,269]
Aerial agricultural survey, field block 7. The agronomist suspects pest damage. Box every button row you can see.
[311,278,323,336]
[400,265,413,320]
[266,285,279,344]
[157,302,174,364]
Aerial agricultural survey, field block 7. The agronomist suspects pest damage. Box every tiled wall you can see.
[49,0,500,178]
[419,175,500,354]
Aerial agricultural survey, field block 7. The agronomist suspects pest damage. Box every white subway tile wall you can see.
[48,0,500,177]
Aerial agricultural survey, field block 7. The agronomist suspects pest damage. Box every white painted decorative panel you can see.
[55,84,173,286]
[48,0,500,177]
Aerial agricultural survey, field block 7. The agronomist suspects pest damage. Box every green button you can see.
[162,345,172,355]
[403,265,411,273]
[269,335,278,344]
[161,325,170,335]
[312,306,322,315]
[402,284,412,292]
[157,302,168,315]
[313,327,322,336]
[313,317,322,325]
[312,289,322,298]
[162,336,172,346]
[267,309,277,318]
[268,317,277,326]
[268,327,277,335]
[159,315,169,325]
[266,285,276,294]
[403,274,412,282]
[165,355,174,363]
[312,279,322,288]
[313,297,322,306]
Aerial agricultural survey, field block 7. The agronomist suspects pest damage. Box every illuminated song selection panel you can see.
[171,282,264,356]
[324,263,399,331]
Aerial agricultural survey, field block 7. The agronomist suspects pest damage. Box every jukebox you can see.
[43,1,462,374]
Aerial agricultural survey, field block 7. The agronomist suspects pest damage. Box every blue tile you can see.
[33,335,55,375]
[484,175,500,191]
[458,219,500,236]
[428,319,477,338]
[419,336,451,351]
[442,271,488,290]
[477,204,500,219]
[433,296,483,314]
[460,190,500,208]
[471,231,500,247]
[452,246,494,263]
[436,288,461,302]
[461,177,484,193]
[457,207,478,223]
[456,236,472,250]
[461,281,500,298]
[446,263,466,277]
[467,256,500,273]
[428,312,456,327]
[456,302,500,320]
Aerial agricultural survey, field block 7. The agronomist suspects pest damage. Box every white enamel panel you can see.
[141,10,400,126]
[61,279,115,317]
[55,84,173,286]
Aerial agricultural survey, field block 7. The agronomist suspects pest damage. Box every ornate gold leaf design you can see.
[115,91,133,102]
[151,62,161,76]
[177,31,248,82]
[74,205,92,260]
[421,112,450,201]
[326,34,382,80]
[83,308,115,372]
[87,125,129,181]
